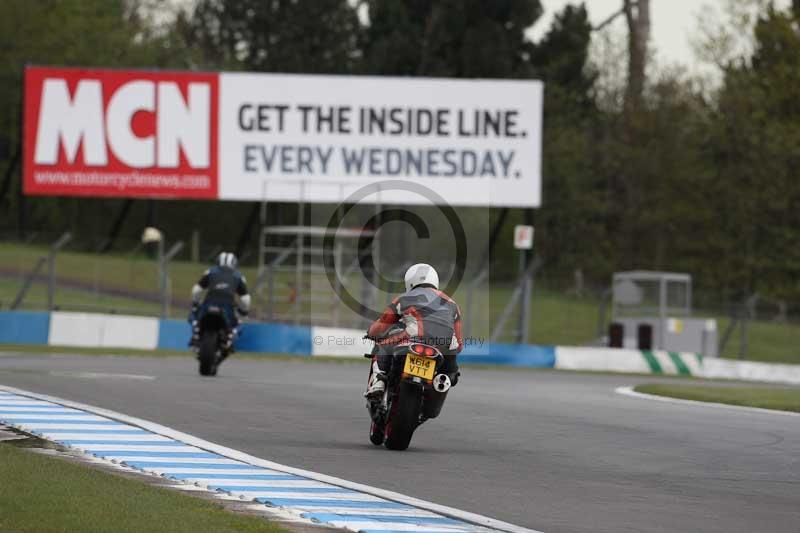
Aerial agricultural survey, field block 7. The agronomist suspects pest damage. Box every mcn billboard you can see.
[24,67,543,207]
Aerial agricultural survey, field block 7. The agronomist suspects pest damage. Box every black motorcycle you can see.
[366,342,453,450]
[195,305,236,376]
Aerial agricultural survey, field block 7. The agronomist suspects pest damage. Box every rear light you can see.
[409,343,438,357]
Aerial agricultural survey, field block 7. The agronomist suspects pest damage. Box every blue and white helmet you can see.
[218,252,238,269]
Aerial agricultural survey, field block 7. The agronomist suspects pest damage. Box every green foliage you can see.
[183,0,361,73]
[527,4,595,111]
[0,0,177,142]
[0,0,189,240]
[361,0,542,77]
[526,4,607,282]
[704,7,800,301]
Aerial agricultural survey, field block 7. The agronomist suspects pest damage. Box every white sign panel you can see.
[219,73,543,207]
[514,225,534,250]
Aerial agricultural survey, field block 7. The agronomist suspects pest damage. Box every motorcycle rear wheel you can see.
[384,382,422,451]
[198,330,219,376]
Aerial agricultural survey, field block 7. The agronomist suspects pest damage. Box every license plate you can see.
[403,354,435,380]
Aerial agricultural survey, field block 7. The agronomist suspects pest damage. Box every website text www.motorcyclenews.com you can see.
[33,170,211,192]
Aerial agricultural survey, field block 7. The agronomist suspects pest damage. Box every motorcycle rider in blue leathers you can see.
[188,252,251,352]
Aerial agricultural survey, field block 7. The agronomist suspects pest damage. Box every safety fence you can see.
[2,310,799,386]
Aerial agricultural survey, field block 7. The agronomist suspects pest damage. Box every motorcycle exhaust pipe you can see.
[433,374,451,393]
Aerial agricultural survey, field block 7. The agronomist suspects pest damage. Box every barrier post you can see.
[465,268,489,335]
[517,250,530,343]
[513,225,535,344]
[160,241,184,319]
[47,232,72,310]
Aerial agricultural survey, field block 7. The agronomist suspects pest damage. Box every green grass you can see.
[714,316,800,364]
[449,283,600,345]
[0,444,288,533]
[1,241,799,363]
[0,279,162,316]
[634,383,800,413]
[0,242,252,317]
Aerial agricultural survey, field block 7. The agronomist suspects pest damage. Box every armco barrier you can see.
[48,311,159,350]
[1,311,799,384]
[236,322,312,355]
[310,325,556,367]
[459,343,555,367]
[156,319,192,351]
[158,318,312,355]
[0,311,50,344]
[555,347,703,377]
[311,326,374,357]
[702,358,800,385]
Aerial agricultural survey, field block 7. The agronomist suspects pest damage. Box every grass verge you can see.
[0,443,287,533]
[634,383,800,413]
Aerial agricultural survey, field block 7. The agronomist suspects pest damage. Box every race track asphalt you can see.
[1,352,798,533]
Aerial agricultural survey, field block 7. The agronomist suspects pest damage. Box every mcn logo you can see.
[24,67,219,199]
[35,79,209,168]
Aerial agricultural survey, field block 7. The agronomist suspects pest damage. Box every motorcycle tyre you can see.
[198,330,219,377]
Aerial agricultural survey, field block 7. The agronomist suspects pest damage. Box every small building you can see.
[610,271,717,356]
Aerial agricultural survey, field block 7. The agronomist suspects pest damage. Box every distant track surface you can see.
[1,353,798,533]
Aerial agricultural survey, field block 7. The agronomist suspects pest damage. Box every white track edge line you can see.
[615,386,800,417]
[0,385,543,533]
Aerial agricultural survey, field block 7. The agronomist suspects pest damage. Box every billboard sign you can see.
[24,67,543,207]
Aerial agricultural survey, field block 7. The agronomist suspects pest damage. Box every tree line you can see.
[0,0,798,305]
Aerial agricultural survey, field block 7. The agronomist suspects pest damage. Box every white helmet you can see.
[404,263,439,292]
[218,252,238,269]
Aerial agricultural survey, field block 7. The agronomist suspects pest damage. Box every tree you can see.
[0,0,177,238]
[623,0,650,111]
[361,0,542,78]
[706,6,800,300]
[528,4,595,113]
[181,0,361,73]
[589,0,651,111]
[526,4,607,281]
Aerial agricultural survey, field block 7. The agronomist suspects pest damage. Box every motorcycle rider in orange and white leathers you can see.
[365,263,464,399]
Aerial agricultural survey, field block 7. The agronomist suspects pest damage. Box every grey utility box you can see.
[611,271,718,356]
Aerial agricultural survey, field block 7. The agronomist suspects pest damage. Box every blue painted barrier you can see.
[0,311,50,345]
[236,322,312,355]
[459,343,555,368]
[0,310,549,367]
[156,319,192,350]
[157,317,312,355]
